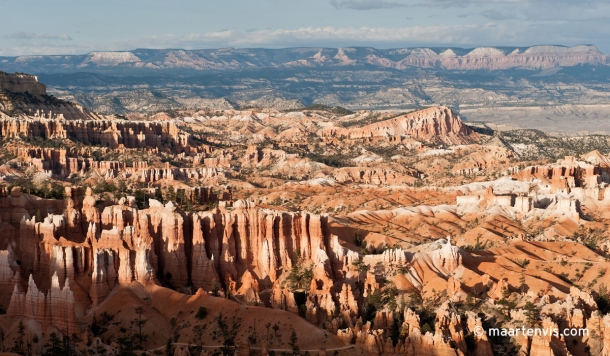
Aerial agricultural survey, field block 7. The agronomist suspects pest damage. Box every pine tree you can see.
[289,329,300,355]
[42,332,64,356]
[211,279,220,297]
[12,320,25,355]
[132,306,148,350]
[519,271,527,294]
[165,187,176,203]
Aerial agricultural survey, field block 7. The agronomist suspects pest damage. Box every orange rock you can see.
[320,106,474,145]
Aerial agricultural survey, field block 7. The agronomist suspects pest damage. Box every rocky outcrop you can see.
[464,311,493,356]
[136,166,225,183]
[0,118,191,149]
[0,73,101,120]
[145,201,188,287]
[333,167,421,185]
[190,206,340,294]
[0,73,46,95]
[7,273,78,334]
[0,250,18,309]
[320,106,473,145]
[514,156,610,191]
[375,45,607,71]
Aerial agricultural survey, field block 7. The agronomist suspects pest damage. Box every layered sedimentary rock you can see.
[0,72,46,95]
[189,206,340,293]
[6,91,610,356]
[0,118,190,149]
[515,156,610,191]
[2,45,605,72]
[0,250,18,309]
[0,73,102,120]
[369,45,607,70]
[136,166,225,182]
[7,273,78,334]
[333,167,421,185]
[320,106,473,144]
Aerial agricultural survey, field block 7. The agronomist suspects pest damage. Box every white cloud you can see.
[4,32,72,41]
[0,21,608,55]
[119,25,487,49]
[329,0,408,10]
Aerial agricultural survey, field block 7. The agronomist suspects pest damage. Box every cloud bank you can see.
[1,0,610,55]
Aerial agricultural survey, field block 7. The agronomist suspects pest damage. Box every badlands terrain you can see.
[4,45,610,136]
[2,72,610,356]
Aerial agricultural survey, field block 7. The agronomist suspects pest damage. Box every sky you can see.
[1,0,609,55]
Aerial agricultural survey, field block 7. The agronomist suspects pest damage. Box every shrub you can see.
[195,307,207,320]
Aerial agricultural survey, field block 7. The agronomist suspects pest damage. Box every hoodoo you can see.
[1,71,610,356]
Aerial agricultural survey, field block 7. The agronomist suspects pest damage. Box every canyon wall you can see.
[0,191,353,334]
[320,106,473,144]
[0,72,46,95]
[368,45,607,70]
[0,118,191,149]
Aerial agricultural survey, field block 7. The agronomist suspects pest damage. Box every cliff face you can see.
[371,45,608,70]
[7,273,78,334]
[3,183,610,354]
[0,185,347,323]
[0,72,101,120]
[0,185,358,335]
[320,106,474,144]
[0,73,46,95]
[0,118,191,149]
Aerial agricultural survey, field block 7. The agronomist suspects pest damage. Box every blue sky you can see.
[1,0,609,55]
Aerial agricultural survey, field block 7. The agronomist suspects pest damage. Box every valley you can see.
[1,71,610,355]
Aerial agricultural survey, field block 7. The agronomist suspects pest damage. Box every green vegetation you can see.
[92,179,118,194]
[341,110,420,128]
[213,313,241,356]
[497,129,610,160]
[595,284,610,314]
[286,250,314,291]
[195,307,208,320]
[289,329,300,355]
[304,152,351,167]
[91,311,116,337]
[0,150,16,165]
[285,104,353,116]
[8,178,65,200]
[132,306,148,350]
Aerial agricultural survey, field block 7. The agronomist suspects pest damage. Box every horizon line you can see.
[0,43,601,58]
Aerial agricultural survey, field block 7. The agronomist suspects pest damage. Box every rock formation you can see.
[320,106,474,144]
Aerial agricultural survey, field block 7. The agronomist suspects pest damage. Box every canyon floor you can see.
[462,104,610,136]
[2,73,610,356]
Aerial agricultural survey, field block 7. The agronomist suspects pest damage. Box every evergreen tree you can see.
[519,271,528,294]
[289,329,299,355]
[216,313,241,355]
[286,250,314,291]
[12,320,25,355]
[116,334,136,356]
[211,279,220,297]
[352,259,369,283]
[132,306,148,350]
[164,187,176,203]
[42,332,64,356]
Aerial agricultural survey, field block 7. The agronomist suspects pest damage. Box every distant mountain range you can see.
[2,44,610,128]
[0,45,607,74]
